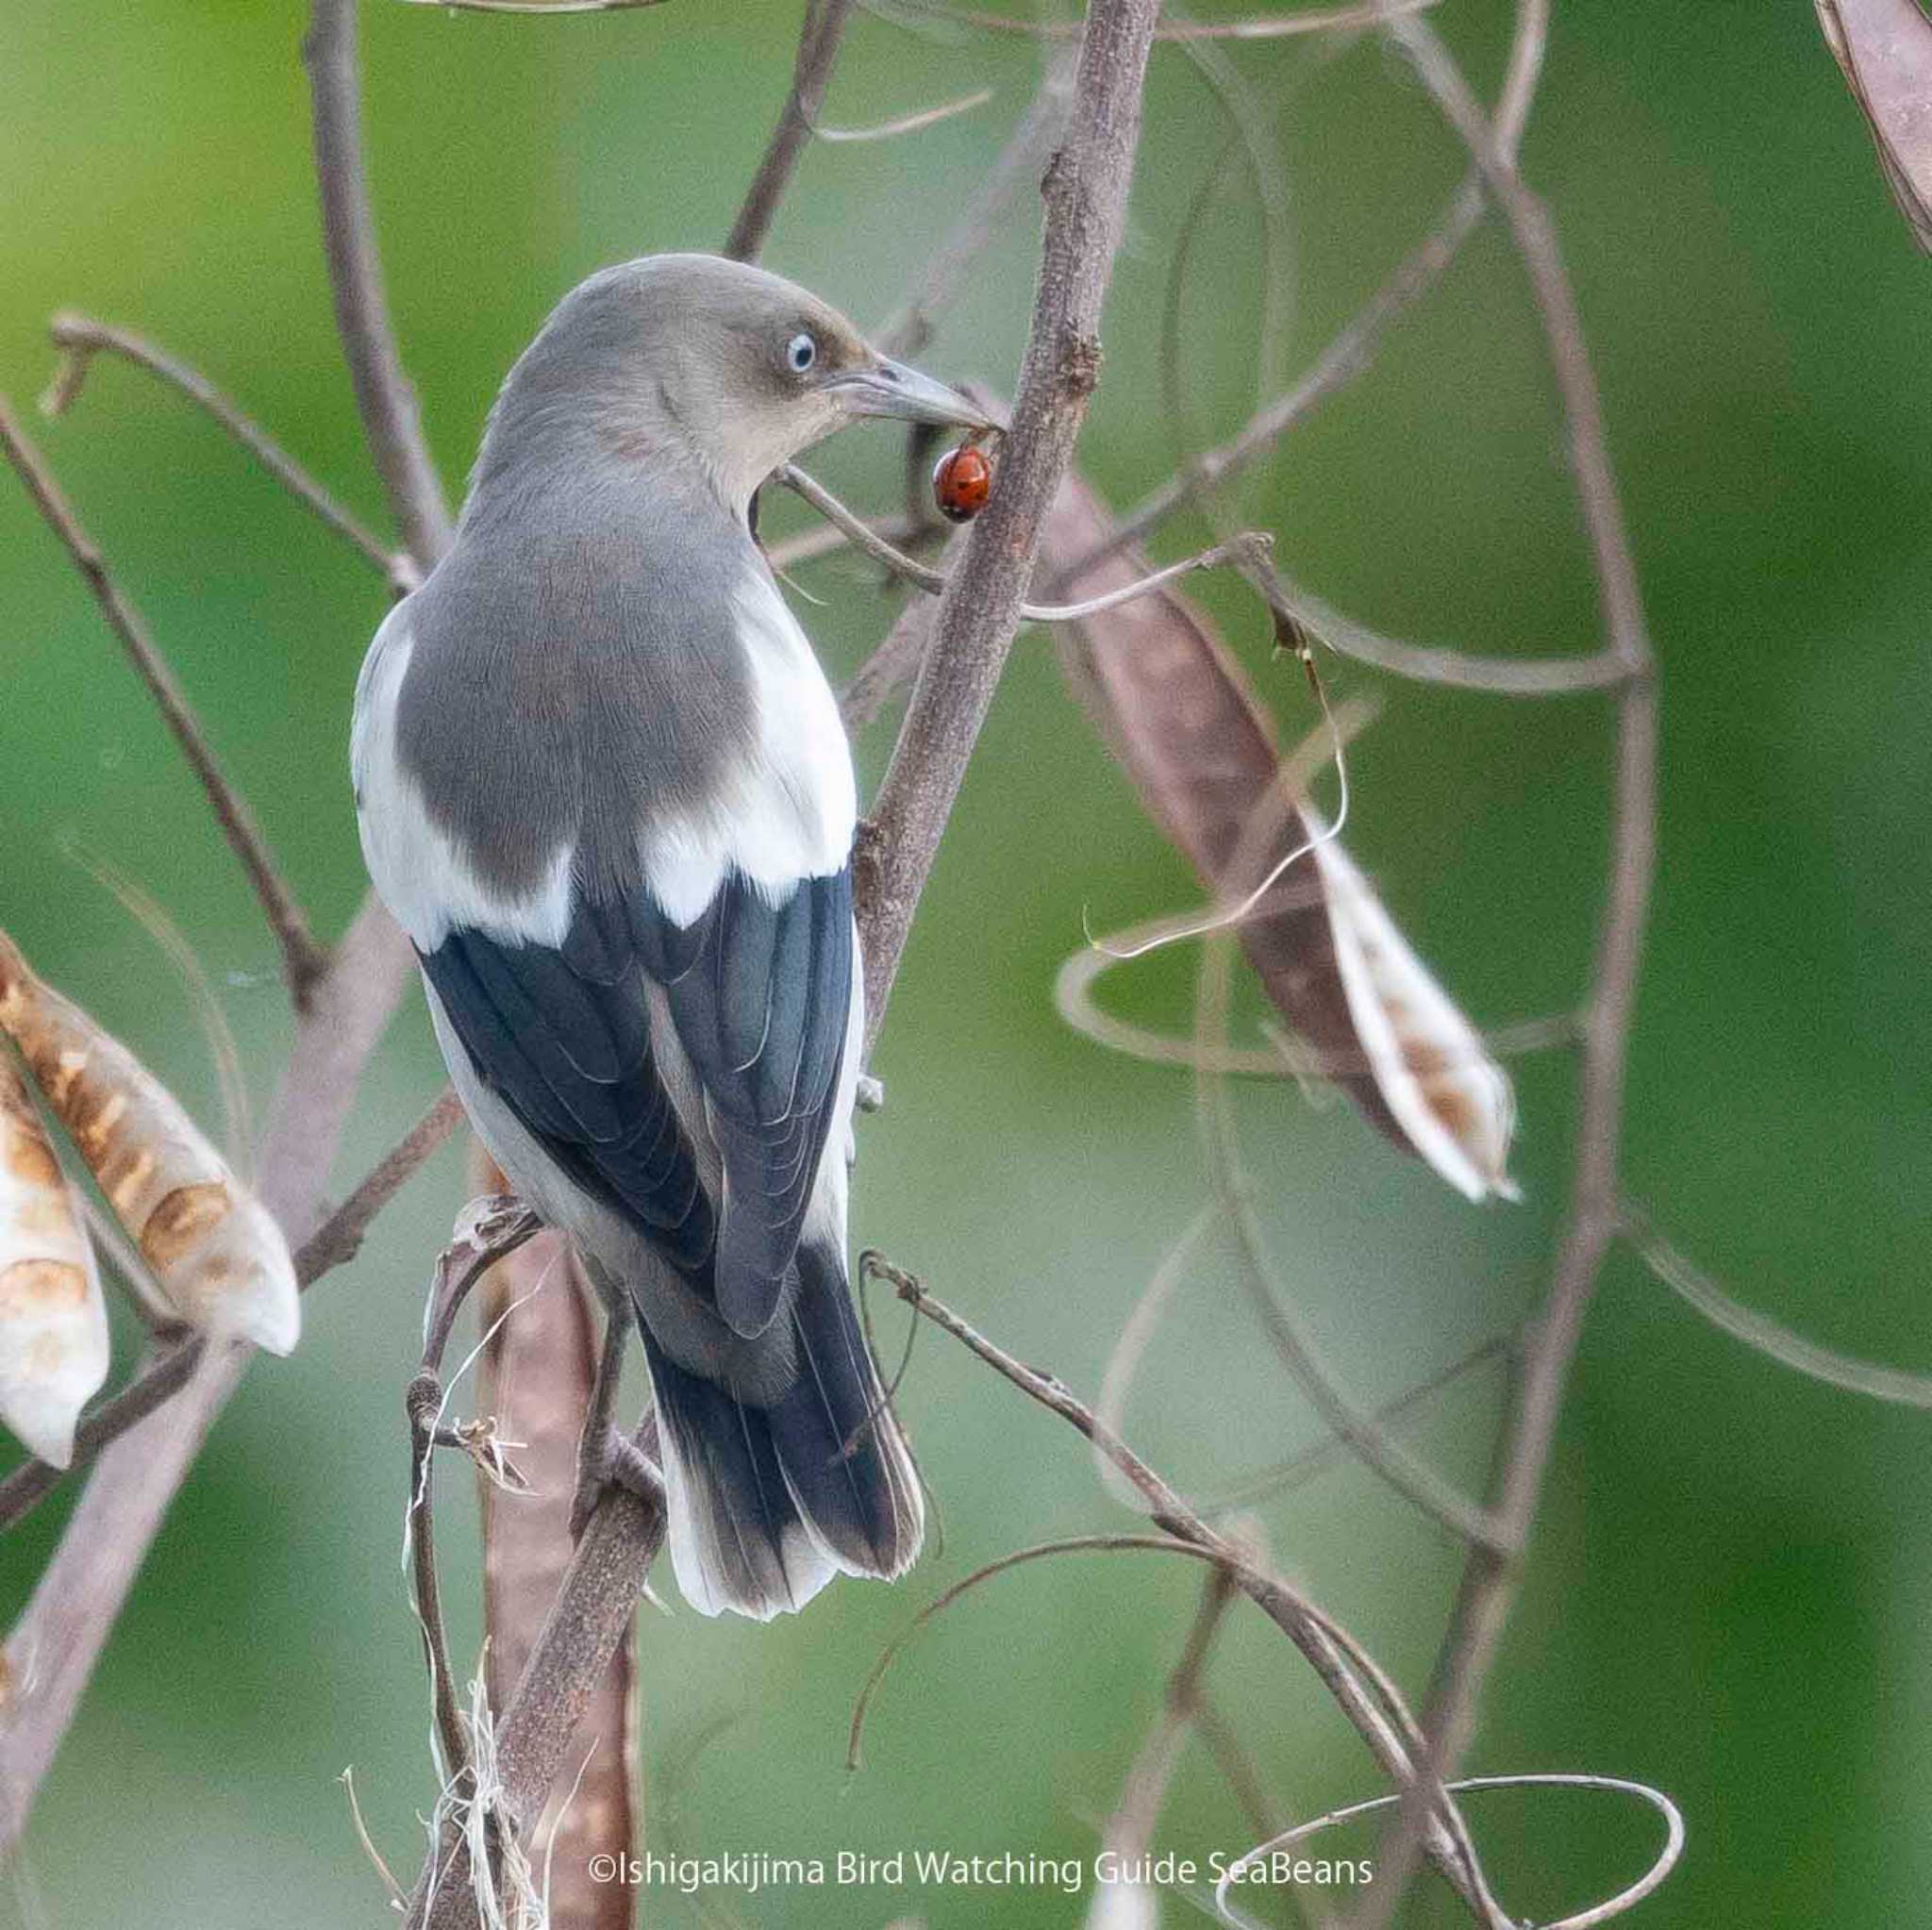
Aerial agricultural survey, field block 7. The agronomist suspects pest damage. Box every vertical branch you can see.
[474,1152,638,1930]
[303,0,455,568]
[724,0,857,263]
[1343,5,1660,1920]
[399,3,1170,1912]
[858,0,1167,1046]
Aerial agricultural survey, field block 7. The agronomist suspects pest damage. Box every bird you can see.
[351,253,991,1620]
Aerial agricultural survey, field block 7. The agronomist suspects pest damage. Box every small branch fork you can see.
[407,1201,545,1784]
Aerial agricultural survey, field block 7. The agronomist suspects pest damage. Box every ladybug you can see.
[932,443,993,523]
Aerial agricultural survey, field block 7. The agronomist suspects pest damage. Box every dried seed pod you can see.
[1310,835,1518,1204]
[0,930,299,1354]
[1,1051,109,1466]
[1046,475,1517,1200]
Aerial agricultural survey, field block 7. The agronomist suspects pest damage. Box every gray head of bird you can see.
[467,252,992,521]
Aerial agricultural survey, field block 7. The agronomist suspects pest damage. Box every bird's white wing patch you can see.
[638,569,857,924]
[351,608,575,950]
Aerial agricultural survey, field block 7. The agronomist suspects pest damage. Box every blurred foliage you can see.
[3,1,1930,1925]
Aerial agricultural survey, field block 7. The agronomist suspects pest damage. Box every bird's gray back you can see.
[393,482,760,904]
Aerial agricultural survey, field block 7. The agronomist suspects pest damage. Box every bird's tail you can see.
[639,1240,924,1620]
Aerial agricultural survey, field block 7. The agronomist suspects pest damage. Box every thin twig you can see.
[1259,559,1631,695]
[838,545,955,728]
[779,465,1270,629]
[1622,1201,1932,1406]
[1220,1773,1685,1930]
[874,0,1439,41]
[407,1207,546,1790]
[1201,1334,1515,1516]
[874,57,1077,358]
[859,1258,1505,1921]
[725,0,858,262]
[303,0,455,568]
[291,1087,465,1285]
[42,312,406,588]
[1091,1566,1241,1910]
[0,396,330,1006]
[813,86,993,142]
[1345,3,1661,1919]
[1058,0,1547,580]
[856,0,1168,1040]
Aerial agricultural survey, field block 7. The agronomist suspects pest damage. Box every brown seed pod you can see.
[0,929,298,1354]
[0,1051,109,1465]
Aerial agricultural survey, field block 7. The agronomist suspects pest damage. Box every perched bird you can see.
[352,254,990,1619]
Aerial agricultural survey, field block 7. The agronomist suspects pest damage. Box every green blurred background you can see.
[4,2,1929,1923]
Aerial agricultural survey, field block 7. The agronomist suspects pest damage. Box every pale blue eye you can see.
[786,332,817,374]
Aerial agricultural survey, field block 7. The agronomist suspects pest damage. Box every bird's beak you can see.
[827,356,994,431]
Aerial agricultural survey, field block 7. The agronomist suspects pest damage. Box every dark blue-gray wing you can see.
[419,890,716,1278]
[420,869,852,1339]
[635,867,853,1340]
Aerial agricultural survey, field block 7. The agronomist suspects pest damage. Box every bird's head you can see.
[472,253,991,519]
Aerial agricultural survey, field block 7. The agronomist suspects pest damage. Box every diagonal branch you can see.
[42,312,407,588]
[725,0,858,262]
[302,0,455,566]
[0,397,330,1005]
[866,1259,1507,1923]
[0,900,416,1845]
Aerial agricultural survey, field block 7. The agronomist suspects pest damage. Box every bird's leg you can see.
[569,1313,660,1540]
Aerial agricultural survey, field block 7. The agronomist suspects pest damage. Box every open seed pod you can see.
[0,1050,110,1465]
[1044,476,1517,1202]
[0,928,298,1354]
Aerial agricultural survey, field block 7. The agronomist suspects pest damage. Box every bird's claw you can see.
[569,1423,662,1541]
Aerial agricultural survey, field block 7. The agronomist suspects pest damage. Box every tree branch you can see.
[0,397,330,1005]
[858,0,1167,1043]
[1343,4,1660,1918]
[863,1259,1506,1923]
[302,0,455,566]
[724,0,857,262]
[42,312,407,590]
[0,900,415,1842]
[474,1153,640,1930]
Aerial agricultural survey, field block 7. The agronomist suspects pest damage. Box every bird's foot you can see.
[568,1421,661,1541]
